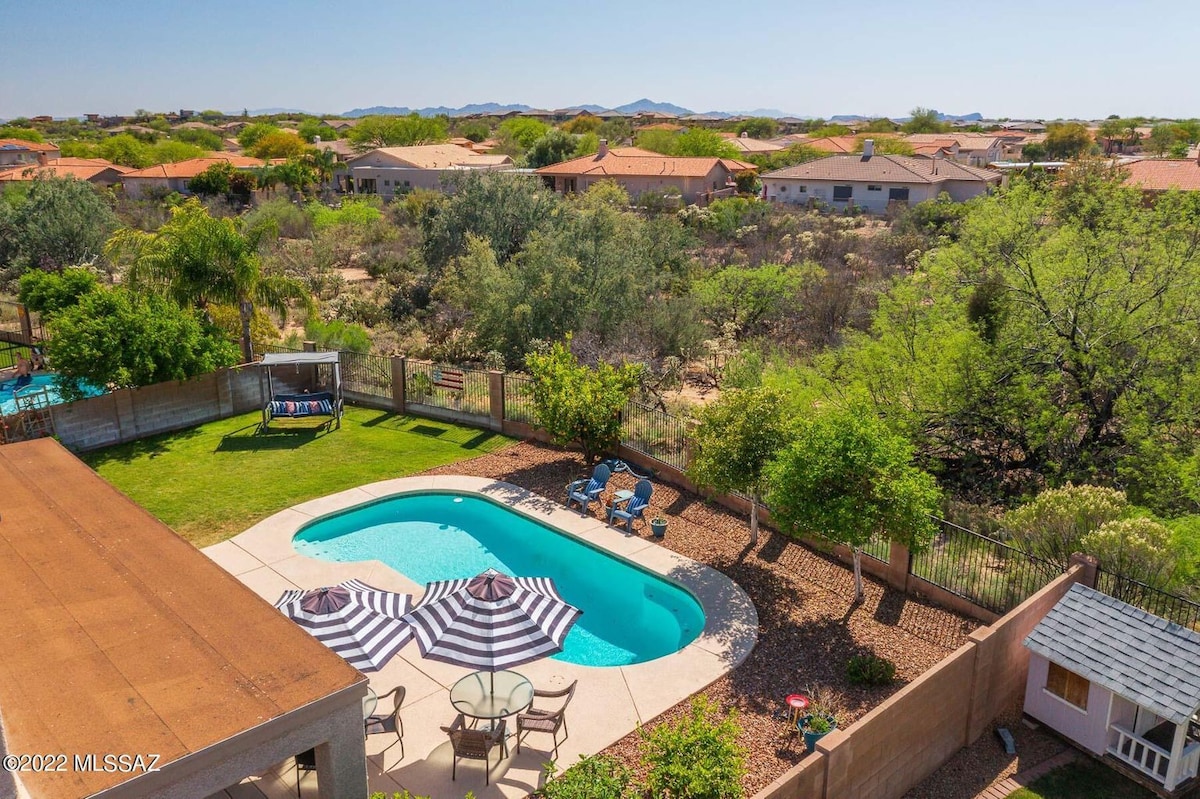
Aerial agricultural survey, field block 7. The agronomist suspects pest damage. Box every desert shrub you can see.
[640,696,745,799]
[538,754,634,799]
[244,197,312,239]
[307,197,383,231]
[847,653,897,686]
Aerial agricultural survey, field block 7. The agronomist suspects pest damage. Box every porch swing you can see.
[257,351,344,431]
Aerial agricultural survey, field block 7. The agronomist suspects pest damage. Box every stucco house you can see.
[536,141,756,204]
[904,133,1004,166]
[762,142,999,212]
[121,154,272,199]
[342,143,513,197]
[1023,583,1200,795]
[0,156,130,186]
[0,138,61,167]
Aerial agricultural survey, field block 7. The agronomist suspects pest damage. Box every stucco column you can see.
[313,702,368,799]
[392,356,407,414]
[489,371,505,432]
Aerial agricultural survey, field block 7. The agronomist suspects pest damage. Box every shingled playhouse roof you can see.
[1023,583,1200,724]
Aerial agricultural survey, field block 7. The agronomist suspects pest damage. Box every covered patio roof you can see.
[1024,583,1200,724]
[0,439,367,798]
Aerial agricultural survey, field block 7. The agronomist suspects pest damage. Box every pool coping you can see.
[206,475,758,798]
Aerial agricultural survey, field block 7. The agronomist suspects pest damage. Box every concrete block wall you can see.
[752,566,1085,799]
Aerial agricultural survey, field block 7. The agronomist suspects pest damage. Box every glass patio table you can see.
[449,670,534,721]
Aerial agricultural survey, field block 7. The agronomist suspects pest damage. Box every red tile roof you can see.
[0,138,59,153]
[536,147,756,178]
[1122,159,1200,191]
[0,157,130,182]
[122,154,272,179]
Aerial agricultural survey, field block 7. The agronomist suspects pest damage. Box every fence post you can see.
[17,303,33,344]
[391,356,407,415]
[887,540,911,591]
[488,371,504,432]
[1068,552,1099,588]
[301,340,318,388]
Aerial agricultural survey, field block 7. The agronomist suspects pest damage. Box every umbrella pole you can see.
[490,670,495,697]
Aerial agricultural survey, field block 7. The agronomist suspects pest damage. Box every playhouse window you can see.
[1046,662,1090,709]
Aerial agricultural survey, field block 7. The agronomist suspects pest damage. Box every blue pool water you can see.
[294,492,706,666]
[0,373,104,416]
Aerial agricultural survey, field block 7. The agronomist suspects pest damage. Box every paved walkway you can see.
[973,749,1079,799]
[204,475,758,799]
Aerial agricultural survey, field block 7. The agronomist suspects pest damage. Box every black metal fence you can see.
[621,401,690,471]
[503,374,536,424]
[340,350,391,398]
[1096,568,1200,630]
[911,519,1061,614]
[404,360,491,418]
[861,539,891,564]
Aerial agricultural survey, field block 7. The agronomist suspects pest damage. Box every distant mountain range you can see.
[337,101,986,122]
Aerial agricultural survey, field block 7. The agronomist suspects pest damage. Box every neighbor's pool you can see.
[0,373,105,416]
[294,492,706,666]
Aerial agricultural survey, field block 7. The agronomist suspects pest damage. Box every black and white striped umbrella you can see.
[402,568,581,674]
[275,579,413,672]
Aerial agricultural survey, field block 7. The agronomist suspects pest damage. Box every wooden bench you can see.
[263,392,341,430]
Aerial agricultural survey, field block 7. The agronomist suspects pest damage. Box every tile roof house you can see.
[0,138,61,166]
[535,142,756,204]
[762,142,999,212]
[121,154,273,199]
[0,439,369,799]
[1023,583,1200,795]
[719,132,784,154]
[904,133,1004,166]
[1122,158,1200,192]
[0,157,131,186]
[343,143,514,197]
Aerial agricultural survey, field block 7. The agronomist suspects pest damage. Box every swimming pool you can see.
[0,373,105,416]
[294,492,706,666]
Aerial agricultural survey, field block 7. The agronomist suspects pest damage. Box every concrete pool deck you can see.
[204,475,758,799]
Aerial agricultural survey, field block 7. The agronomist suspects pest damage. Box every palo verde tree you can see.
[687,387,793,546]
[767,407,941,602]
[107,198,310,363]
[526,338,642,464]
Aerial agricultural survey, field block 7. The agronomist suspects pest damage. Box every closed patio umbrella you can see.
[275,578,413,672]
[402,568,581,690]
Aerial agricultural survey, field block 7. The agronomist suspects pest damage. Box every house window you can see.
[867,184,882,191]
[1045,662,1090,710]
[797,185,807,193]
[888,187,910,202]
[832,185,853,201]
[384,179,391,186]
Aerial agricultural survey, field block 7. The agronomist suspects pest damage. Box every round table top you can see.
[449,670,534,720]
[362,686,378,720]
[786,694,809,710]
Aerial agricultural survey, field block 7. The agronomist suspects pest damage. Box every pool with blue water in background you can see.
[294,491,706,666]
[0,372,105,416]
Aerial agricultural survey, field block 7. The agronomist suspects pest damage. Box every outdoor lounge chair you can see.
[607,479,653,533]
[516,680,577,758]
[565,463,611,516]
[364,686,406,764]
[263,391,342,431]
[442,713,507,785]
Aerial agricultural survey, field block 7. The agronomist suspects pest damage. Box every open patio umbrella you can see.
[402,568,581,691]
[274,579,413,672]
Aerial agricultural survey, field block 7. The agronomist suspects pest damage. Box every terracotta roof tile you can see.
[0,138,59,153]
[1122,158,1200,191]
[122,154,270,180]
[0,157,130,182]
[763,154,1001,185]
[536,147,756,178]
[347,143,510,169]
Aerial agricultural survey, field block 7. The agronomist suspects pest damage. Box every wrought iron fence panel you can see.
[861,538,891,565]
[911,519,1061,614]
[503,374,536,423]
[405,360,491,417]
[621,401,689,471]
[1095,568,1200,630]
[339,350,391,398]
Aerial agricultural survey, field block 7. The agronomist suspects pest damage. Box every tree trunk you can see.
[239,299,254,364]
[852,546,864,603]
[749,494,760,546]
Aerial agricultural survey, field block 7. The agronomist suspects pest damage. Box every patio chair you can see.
[565,463,611,516]
[442,713,508,785]
[293,748,316,798]
[517,680,578,758]
[364,686,406,764]
[607,479,653,533]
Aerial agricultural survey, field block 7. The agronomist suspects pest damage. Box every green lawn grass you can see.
[82,407,512,547]
[1009,759,1156,799]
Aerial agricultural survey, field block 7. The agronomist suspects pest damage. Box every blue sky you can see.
[3,0,1197,120]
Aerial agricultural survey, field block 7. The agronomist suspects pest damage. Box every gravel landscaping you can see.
[426,440,981,794]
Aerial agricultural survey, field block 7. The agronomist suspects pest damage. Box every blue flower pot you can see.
[799,715,837,753]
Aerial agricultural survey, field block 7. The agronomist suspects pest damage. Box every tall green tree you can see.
[0,176,118,283]
[527,129,579,168]
[688,387,793,545]
[767,407,941,602]
[45,286,238,399]
[902,107,949,134]
[497,117,550,150]
[107,198,309,363]
[348,114,448,149]
[1043,122,1094,159]
[526,339,642,464]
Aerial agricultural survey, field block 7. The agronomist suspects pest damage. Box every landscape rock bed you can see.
[426,441,981,794]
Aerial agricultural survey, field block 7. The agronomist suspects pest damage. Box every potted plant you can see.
[650,514,668,538]
[798,685,842,753]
